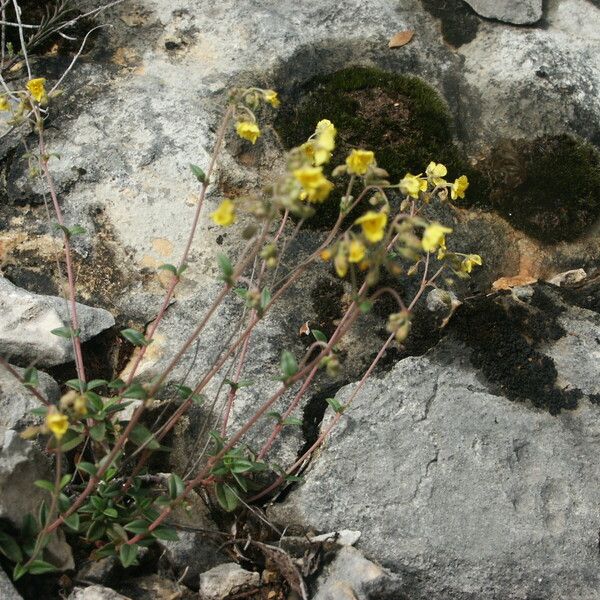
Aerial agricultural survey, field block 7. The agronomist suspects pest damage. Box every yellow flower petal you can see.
[211,199,235,226]
[451,175,469,200]
[46,412,69,440]
[354,211,388,244]
[293,166,334,203]
[235,121,261,144]
[348,239,366,263]
[400,173,428,198]
[26,78,46,103]
[346,149,375,176]
[263,90,280,108]
[422,223,452,253]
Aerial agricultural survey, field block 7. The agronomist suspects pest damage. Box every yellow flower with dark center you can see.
[211,199,235,226]
[422,223,452,253]
[263,90,280,108]
[348,239,366,263]
[46,411,68,440]
[461,254,482,273]
[26,78,46,103]
[426,161,448,186]
[399,173,428,198]
[235,121,261,144]
[354,211,388,244]
[0,96,9,111]
[294,166,334,203]
[451,175,469,200]
[346,149,375,176]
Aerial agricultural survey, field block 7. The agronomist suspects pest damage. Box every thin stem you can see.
[0,356,49,405]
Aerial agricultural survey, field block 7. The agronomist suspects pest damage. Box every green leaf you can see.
[119,543,139,568]
[50,326,79,339]
[158,263,177,275]
[312,329,328,343]
[124,520,149,535]
[129,424,160,449]
[122,383,147,400]
[282,416,303,427]
[22,367,38,387]
[120,328,151,347]
[63,513,80,532]
[326,397,345,414]
[260,287,271,311]
[189,163,206,183]
[60,432,85,452]
[38,500,48,528]
[30,407,48,417]
[107,378,125,389]
[13,563,27,581]
[359,301,373,314]
[28,560,58,575]
[92,542,116,560]
[280,350,298,380]
[87,520,106,541]
[215,483,239,512]
[77,461,97,476]
[151,526,179,542]
[217,253,233,281]
[66,378,86,391]
[34,479,55,493]
[168,473,185,500]
[60,474,72,489]
[90,422,106,442]
[58,493,71,513]
[229,458,255,473]
[103,507,118,519]
[0,531,23,563]
[85,391,103,412]
[266,411,282,423]
[87,379,108,391]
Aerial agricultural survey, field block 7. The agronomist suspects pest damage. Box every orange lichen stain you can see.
[141,254,158,269]
[112,47,140,67]
[152,238,173,257]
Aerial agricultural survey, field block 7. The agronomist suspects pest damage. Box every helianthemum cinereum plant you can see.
[0,22,482,580]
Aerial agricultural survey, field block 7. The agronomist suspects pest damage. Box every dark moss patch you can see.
[421,0,480,47]
[4,265,59,295]
[484,135,600,243]
[275,66,481,228]
[309,276,344,340]
[449,288,582,415]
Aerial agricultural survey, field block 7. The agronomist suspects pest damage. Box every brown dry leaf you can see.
[299,321,310,336]
[388,30,415,48]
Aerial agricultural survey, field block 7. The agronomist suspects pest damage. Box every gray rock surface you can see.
[198,563,259,600]
[0,430,74,571]
[0,278,114,367]
[270,296,600,599]
[463,0,543,24]
[0,567,22,600]
[0,365,59,436]
[69,586,131,600]
[314,546,405,600]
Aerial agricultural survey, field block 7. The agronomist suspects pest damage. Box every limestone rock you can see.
[198,563,259,600]
[463,0,543,24]
[0,278,115,367]
[0,567,22,600]
[270,289,600,599]
[69,586,131,600]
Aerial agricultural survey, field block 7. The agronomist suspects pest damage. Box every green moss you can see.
[275,66,479,228]
[486,134,600,243]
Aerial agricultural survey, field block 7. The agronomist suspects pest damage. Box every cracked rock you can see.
[269,317,600,599]
[463,0,543,24]
[0,278,115,368]
[198,563,259,600]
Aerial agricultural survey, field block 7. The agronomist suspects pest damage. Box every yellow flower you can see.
[461,254,482,273]
[334,248,348,278]
[422,223,452,253]
[211,199,235,226]
[451,175,469,200]
[46,411,68,440]
[73,395,87,416]
[426,161,448,186]
[346,149,375,176]
[313,119,336,165]
[348,239,366,263]
[0,96,9,111]
[26,78,46,103]
[235,121,261,144]
[263,90,280,108]
[294,166,334,203]
[354,211,388,244]
[437,237,447,260]
[399,173,428,198]
[320,248,332,261]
